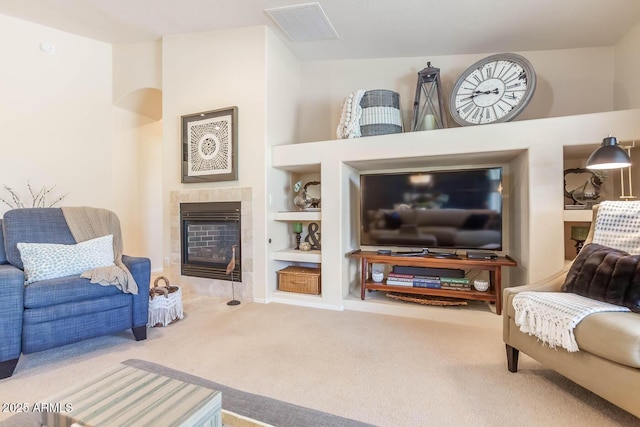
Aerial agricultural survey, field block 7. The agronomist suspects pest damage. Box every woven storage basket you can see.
[148,276,184,327]
[277,266,321,295]
[359,89,403,136]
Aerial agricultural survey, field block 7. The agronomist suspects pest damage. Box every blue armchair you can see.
[0,208,150,379]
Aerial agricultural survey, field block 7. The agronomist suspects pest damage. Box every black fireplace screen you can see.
[180,202,241,281]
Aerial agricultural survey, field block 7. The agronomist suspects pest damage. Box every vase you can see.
[372,270,384,283]
[294,192,307,210]
[473,279,489,292]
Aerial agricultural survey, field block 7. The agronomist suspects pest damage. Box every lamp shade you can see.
[586,136,631,170]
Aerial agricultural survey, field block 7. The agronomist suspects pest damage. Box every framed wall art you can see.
[181,106,238,183]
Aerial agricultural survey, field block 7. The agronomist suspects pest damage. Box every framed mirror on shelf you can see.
[303,181,321,210]
[564,168,604,209]
[293,180,321,211]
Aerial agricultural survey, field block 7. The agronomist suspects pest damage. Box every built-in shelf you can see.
[563,209,593,222]
[270,290,335,310]
[272,211,321,221]
[272,248,321,263]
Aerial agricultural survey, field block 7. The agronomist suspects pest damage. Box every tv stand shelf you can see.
[349,250,517,315]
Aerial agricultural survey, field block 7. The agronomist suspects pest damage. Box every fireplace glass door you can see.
[180,202,241,281]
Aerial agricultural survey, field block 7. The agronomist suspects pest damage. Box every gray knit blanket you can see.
[61,207,138,294]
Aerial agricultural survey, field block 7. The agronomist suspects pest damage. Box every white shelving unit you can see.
[563,209,593,222]
[270,208,326,305]
[272,248,321,263]
[264,109,640,312]
[272,211,321,222]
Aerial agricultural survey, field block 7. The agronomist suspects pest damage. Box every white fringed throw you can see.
[336,90,366,139]
[513,292,630,352]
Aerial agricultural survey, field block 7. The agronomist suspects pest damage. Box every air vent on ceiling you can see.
[265,2,339,41]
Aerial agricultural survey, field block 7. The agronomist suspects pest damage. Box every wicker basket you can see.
[277,266,321,295]
[148,276,184,327]
[359,89,403,136]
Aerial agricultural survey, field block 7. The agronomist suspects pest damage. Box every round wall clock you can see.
[449,53,536,126]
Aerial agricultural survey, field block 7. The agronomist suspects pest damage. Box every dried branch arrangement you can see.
[0,183,68,209]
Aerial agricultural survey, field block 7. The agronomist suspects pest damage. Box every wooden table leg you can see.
[360,258,367,300]
[491,267,503,315]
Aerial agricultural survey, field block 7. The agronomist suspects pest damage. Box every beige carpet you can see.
[0,295,637,427]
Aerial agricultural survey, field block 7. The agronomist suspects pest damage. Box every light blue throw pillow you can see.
[17,235,115,284]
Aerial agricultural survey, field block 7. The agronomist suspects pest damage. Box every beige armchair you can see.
[503,204,640,418]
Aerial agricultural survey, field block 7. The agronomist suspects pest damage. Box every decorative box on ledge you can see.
[277,266,321,295]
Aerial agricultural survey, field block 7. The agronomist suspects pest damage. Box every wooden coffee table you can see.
[41,365,222,426]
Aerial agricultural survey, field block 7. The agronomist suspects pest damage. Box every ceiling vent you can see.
[265,2,339,41]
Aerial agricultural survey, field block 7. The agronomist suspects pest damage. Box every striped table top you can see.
[41,364,222,427]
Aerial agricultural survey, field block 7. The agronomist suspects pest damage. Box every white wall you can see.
[0,14,115,214]
[162,26,268,291]
[112,109,163,263]
[113,42,162,121]
[113,41,162,101]
[264,28,302,301]
[614,21,640,110]
[298,47,614,143]
[112,41,164,269]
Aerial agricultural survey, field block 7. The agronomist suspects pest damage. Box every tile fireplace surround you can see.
[169,188,253,301]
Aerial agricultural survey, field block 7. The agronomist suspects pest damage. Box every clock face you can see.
[449,53,536,126]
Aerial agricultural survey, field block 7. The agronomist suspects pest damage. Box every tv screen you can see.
[360,167,503,250]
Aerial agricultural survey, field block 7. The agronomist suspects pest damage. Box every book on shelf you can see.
[386,279,414,287]
[386,273,471,289]
[412,275,441,288]
[413,281,441,289]
[439,277,470,284]
[412,275,439,281]
[385,275,413,282]
[440,282,472,291]
[387,272,414,279]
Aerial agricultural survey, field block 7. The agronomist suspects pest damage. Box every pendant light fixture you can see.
[586,136,631,170]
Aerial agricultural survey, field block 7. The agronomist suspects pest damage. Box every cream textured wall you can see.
[113,41,162,101]
[113,42,162,121]
[264,29,302,302]
[162,26,268,295]
[112,41,163,269]
[298,48,614,143]
[112,109,163,264]
[614,21,640,110]
[0,14,115,215]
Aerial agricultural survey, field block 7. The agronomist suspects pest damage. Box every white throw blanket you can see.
[336,89,366,139]
[513,292,630,352]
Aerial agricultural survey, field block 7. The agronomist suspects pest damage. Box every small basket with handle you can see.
[148,276,184,327]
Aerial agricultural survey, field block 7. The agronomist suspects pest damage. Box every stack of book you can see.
[385,273,471,290]
[439,277,471,290]
[385,272,414,287]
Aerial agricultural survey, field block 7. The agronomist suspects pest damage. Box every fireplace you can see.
[180,202,241,281]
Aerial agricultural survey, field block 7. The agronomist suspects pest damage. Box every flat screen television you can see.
[360,167,503,250]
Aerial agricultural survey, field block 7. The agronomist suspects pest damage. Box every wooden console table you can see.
[349,250,517,315]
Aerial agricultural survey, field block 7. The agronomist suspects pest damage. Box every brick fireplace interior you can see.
[180,201,241,281]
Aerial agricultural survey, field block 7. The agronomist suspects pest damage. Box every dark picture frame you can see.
[181,106,238,183]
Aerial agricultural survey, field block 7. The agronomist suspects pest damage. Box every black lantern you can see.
[411,62,447,131]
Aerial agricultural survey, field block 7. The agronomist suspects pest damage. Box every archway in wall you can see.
[115,87,162,121]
